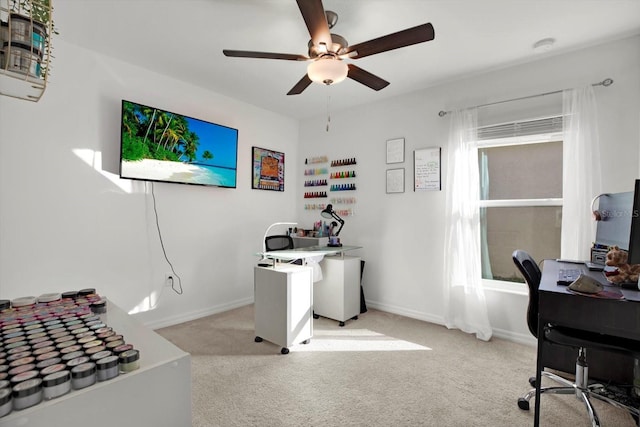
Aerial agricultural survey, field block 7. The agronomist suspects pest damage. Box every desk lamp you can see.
[320,204,344,247]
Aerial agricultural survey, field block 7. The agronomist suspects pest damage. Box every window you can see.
[478,116,563,286]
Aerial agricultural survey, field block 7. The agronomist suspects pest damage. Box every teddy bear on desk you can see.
[604,245,640,283]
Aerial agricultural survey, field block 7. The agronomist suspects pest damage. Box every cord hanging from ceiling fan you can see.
[326,85,331,132]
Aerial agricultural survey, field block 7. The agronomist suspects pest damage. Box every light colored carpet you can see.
[157,305,636,426]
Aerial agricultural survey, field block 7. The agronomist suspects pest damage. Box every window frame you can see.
[477,130,563,293]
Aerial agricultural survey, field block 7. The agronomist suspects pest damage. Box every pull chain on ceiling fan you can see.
[223,0,435,96]
[325,84,331,132]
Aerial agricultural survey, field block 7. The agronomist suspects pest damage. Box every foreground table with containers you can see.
[0,290,191,426]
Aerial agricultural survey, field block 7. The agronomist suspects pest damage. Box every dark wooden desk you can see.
[534,260,640,426]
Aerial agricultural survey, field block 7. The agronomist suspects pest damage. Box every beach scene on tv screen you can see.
[120,101,237,187]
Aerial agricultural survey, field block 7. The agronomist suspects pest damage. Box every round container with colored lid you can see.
[60,345,82,355]
[61,350,84,362]
[6,351,30,362]
[0,388,11,418]
[77,288,96,297]
[35,350,59,362]
[85,345,106,356]
[11,297,36,308]
[36,357,61,370]
[61,291,78,300]
[7,364,35,378]
[66,356,90,369]
[112,343,133,356]
[90,299,107,314]
[11,377,42,410]
[96,355,119,382]
[104,334,123,342]
[39,363,66,377]
[42,370,71,400]
[106,340,124,350]
[90,350,112,362]
[37,293,61,304]
[70,362,96,390]
[118,349,140,373]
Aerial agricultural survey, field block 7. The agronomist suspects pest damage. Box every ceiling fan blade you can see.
[347,64,389,91]
[344,23,435,59]
[223,50,309,61]
[287,74,313,95]
[296,0,332,48]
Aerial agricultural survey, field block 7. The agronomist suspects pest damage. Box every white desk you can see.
[261,244,361,262]
[261,245,362,326]
[1,300,191,427]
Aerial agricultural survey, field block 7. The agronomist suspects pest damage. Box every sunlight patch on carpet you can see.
[290,329,432,352]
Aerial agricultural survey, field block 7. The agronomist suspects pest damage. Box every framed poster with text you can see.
[252,146,284,191]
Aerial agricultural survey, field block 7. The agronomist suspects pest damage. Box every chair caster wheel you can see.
[339,321,345,327]
[255,336,263,342]
[351,315,358,320]
[517,398,530,411]
[528,377,537,387]
[281,347,289,354]
[302,339,310,344]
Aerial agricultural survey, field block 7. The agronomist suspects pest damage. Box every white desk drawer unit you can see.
[313,255,361,326]
[254,265,313,354]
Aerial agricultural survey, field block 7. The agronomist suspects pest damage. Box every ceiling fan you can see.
[223,0,435,95]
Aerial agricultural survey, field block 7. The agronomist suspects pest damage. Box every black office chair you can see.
[265,235,294,251]
[264,235,301,265]
[513,249,640,425]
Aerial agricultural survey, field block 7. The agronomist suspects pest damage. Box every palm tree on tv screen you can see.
[122,103,203,164]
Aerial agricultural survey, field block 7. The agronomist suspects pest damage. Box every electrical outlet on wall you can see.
[165,273,174,287]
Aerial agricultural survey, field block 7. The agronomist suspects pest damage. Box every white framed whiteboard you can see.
[414,147,441,191]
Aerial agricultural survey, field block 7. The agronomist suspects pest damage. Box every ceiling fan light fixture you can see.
[307,58,348,85]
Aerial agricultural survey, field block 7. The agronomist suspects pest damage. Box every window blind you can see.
[478,116,563,140]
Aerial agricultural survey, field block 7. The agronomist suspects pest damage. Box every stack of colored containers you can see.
[0,289,140,418]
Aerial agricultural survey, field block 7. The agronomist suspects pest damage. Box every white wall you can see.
[297,35,640,343]
[0,38,299,328]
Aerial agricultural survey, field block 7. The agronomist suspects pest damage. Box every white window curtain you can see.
[561,86,602,260]
[443,108,492,341]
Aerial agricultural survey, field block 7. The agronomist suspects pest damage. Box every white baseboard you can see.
[366,301,445,326]
[366,300,536,346]
[146,297,537,347]
[491,328,536,346]
[144,297,253,330]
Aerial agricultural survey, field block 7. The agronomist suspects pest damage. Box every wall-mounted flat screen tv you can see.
[120,100,238,188]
